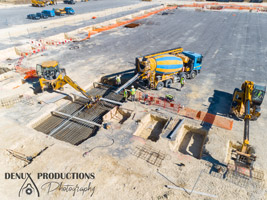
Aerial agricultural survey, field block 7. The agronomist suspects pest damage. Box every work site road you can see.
[0,1,160,50]
[0,0,154,28]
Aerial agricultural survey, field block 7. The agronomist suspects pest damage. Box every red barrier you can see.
[179,2,267,11]
[24,70,37,79]
[136,91,233,130]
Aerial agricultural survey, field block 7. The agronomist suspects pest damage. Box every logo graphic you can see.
[18,174,40,197]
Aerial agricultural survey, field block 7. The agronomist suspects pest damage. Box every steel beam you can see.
[48,106,86,136]
[167,118,185,140]
[100,97,123,106]
[51,111,103,128]
[114,73,140,94]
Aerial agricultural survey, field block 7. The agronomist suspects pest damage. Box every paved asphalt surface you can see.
[13,8,267,171]
[58,9,267,97]
[0,0,159,50]
[28,8,267,119]
[35,8,267,163]
[0,0,152,28]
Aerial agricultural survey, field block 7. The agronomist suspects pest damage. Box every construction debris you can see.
[124,23,140,28]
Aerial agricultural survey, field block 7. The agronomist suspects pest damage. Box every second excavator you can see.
[230,80,266,120]
[230,81,266,169]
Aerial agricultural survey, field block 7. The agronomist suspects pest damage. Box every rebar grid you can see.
[131,145,166,167]
[34,86,123,145]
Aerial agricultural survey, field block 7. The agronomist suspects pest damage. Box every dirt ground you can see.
[0,1,267,199]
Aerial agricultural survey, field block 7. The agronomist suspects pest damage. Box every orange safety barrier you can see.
[24,70,37,79]
[178,2,267,11]
[135,91,233,130]
[179,107,233,130]
[81,6,178,41]
[14,56,36,80]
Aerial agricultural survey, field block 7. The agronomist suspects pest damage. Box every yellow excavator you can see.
[31,0,46,7]
[230,81,266,169]
[36,61,98,107]
[230,81,266,120]
[31,0,55,7]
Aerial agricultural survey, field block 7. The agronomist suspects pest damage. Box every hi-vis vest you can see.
[124,90,128,97]
[180,77,185,84]
[131,88,136,95]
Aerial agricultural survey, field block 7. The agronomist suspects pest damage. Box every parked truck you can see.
[42,10,55,17]
[63,0,75,4]
[114,47,203,94]
[65,7,75,14]
[135,47,203,90]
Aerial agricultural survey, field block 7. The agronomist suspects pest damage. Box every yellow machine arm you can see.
[241,82,253,155]
[63,75,95,102]
[230,81,265,168]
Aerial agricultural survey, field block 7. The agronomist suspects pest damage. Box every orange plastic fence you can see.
[80,3,267,41]
[81,6,178,41]
[180,107,233,130]
[14,56,36,80]
[179,2,267,11]
[24,70,37,79]
[136,91,233,130]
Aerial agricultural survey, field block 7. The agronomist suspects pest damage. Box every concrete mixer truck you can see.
[135,47,203,90]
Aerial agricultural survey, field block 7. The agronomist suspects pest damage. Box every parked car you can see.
[36,12,49,19]
[65,7,75,15]
[41,10,55,17]
[63,0,75,4]
[27,14,41,20]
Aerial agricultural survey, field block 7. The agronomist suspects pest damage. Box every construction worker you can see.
[115,75,121,86]
[130,85,136,102]
[123,89,128,102]
[180,76,185,90]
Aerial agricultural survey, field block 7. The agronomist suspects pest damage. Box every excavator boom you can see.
[230,81,266,169]
[63,75,94,102]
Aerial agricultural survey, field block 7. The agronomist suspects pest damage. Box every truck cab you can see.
[65,7,75,14]
[182,51,203,79]
[64,0,75,4]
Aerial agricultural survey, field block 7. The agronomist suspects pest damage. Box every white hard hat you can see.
[131,85,134,88]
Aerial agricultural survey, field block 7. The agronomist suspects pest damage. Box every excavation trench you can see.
[33,85,123,145]
[134,114,168,142]
[103,106,131,124]
[174,125,208,159]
